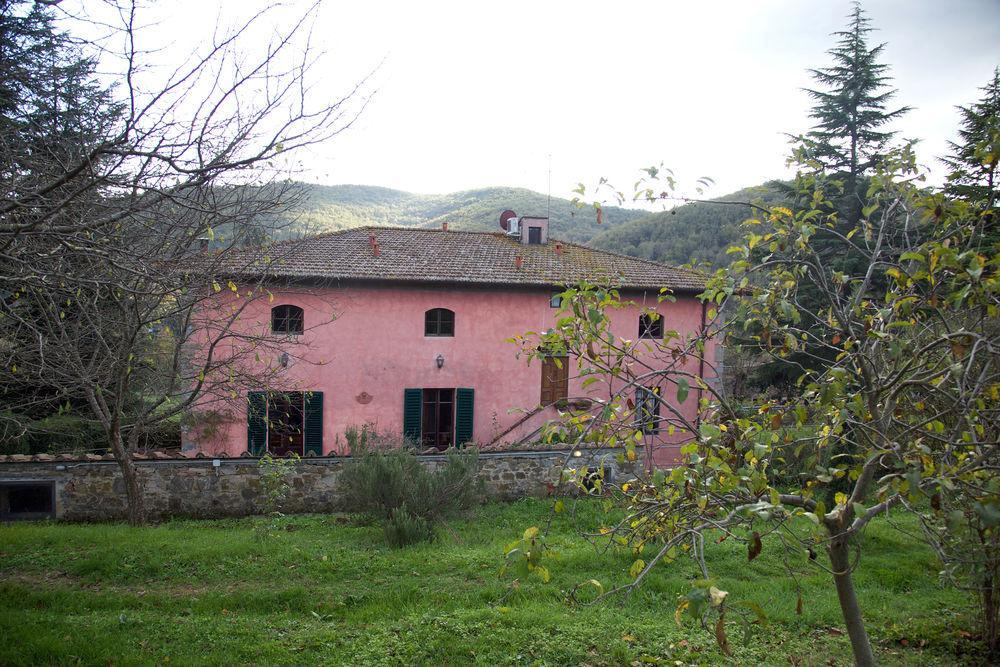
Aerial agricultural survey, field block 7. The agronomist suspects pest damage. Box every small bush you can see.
[383,504,436,548]
[343,423,372,453]
[344,422,415,453]
[255,452,297,540]
[339,434,483,546]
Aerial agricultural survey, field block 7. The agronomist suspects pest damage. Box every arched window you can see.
[424,308,454,336]
[271,305,304,335]
[639,313,663,339]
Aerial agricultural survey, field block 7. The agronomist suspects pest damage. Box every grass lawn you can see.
[0,498,983,666]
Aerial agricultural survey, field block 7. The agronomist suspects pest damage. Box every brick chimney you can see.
[514,255,523,269]
[369,233,380,257]
[441,222,448,231]
[519,216,549,245]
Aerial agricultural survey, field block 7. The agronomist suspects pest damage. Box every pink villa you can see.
[187,215,713,469]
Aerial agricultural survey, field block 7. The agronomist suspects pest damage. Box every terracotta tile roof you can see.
[236,226,707,292]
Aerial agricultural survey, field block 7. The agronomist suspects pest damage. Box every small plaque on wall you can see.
[356,391,373,405]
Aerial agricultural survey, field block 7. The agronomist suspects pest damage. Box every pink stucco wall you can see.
[187,283,714,468]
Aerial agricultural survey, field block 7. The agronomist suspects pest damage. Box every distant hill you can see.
[266,181,787,269]
[587,182,788,269]
[282,183,649,244]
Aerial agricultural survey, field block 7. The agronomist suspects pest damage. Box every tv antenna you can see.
[546,153,552,220]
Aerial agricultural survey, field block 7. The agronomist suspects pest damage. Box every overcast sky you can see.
[92,0,1000,203]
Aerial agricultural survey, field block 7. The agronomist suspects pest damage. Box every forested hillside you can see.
[285,183,648,243]
[273,181,788,267]
[587,182,787,268]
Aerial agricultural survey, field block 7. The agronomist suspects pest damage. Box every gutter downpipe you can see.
[696,300,707,429]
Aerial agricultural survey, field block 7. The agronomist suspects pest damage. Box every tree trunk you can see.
[109,424,145,525]
[828,537,876,666]
[983,568,998,659]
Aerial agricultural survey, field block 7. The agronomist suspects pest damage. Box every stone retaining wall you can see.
[0,449,637,521]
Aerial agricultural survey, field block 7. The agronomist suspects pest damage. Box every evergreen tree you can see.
[803,2,910,225]
[740,3,911,393]
[0,1,120,212]
[943,67,1000,211]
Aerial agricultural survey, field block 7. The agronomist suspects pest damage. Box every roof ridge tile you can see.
[232,225,706,292]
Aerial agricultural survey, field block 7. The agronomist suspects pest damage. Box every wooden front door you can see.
[540,356,569,406]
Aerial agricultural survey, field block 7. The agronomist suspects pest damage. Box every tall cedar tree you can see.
[746,2,912,392]
[804,1,910,227]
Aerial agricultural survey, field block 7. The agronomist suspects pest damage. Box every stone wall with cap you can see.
[0,448,638,522]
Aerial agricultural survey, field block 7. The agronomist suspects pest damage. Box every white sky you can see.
[82,0,1000,202]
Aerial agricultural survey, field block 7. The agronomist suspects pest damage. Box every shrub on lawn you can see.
[383,504,436,547]
[339,437,483,546]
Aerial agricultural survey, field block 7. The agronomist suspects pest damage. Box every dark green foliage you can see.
[0,1,120,180]
[0,1,122,431]
[0,411,180,455]
[800,2,909,249]
[279,183,648,244]
[0,412,103,455]
[943,67,1000,209]
[588,183,787,268]
[338,442,483,545]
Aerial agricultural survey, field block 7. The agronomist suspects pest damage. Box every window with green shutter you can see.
[404,387,474,449]
[455,388,474,446]
[266,392,304,456]
[247,391,267,456]
[303,391,323,456]
[403,388,422,443]
[421,389,454,450]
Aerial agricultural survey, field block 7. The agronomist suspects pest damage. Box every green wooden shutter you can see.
[455,387,474,446]
[403,388,422,443]
[247,391,268,456]
[303,391,324,456]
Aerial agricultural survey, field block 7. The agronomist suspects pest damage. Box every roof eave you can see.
[218,271,706,295]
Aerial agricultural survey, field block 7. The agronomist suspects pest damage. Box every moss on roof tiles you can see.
[235,226,706,292]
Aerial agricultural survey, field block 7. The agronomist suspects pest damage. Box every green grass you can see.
[0,499,982,665]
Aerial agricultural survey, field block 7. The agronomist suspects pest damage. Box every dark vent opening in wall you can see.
[1,481,55,520]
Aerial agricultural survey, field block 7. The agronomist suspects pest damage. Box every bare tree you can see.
[0,0,367,523]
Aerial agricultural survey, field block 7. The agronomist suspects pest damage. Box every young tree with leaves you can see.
[512,142,997,665]
[916,66,1000,656]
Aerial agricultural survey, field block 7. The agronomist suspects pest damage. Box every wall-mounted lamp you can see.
[435,354,445,369]
[280,352,290,368]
